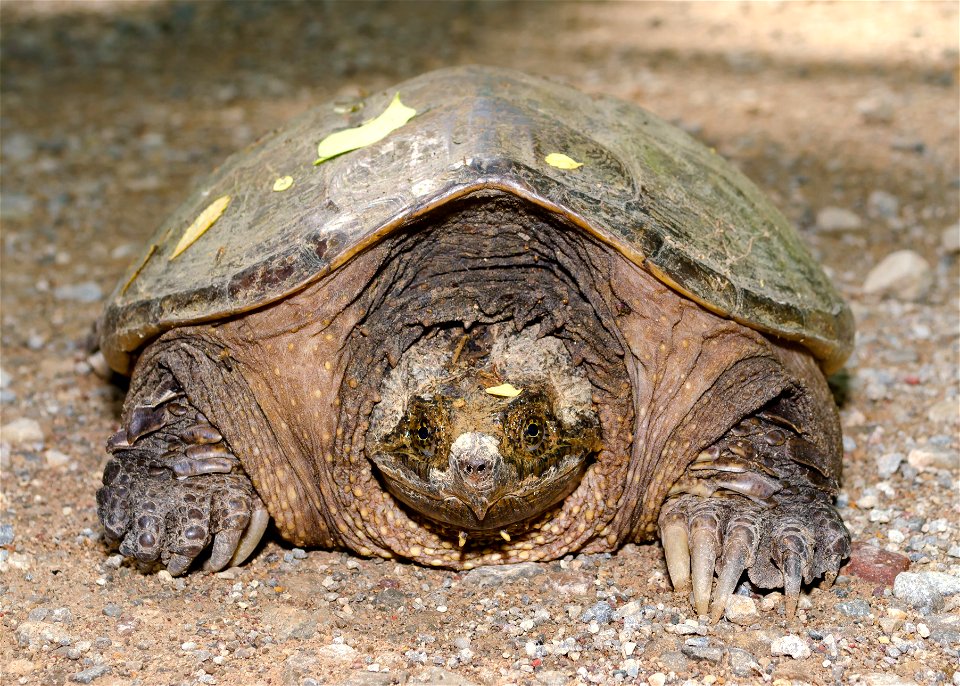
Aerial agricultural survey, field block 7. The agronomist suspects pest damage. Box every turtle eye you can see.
[522,419,545,452]
[408,404,439,458]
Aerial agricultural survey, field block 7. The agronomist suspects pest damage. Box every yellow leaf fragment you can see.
[169,195,231,260]
[272,175,294,192]
[545,152,583,170]
[485,383,522,398]
[121,244,157,294]
[315,93,416,165]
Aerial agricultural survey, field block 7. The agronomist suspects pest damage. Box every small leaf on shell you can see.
[272,175,294,192]
[169,195,231,260]
[315,93,416,165]
[545,152,583,170]
[485,383,522,398]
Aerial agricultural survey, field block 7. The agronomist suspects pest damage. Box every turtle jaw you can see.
[370,439,592,533]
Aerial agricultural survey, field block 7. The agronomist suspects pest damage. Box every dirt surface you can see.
[1,2,958,685]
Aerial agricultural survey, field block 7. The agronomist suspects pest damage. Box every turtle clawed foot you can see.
[659,489,849,622]
[98,456,269,576]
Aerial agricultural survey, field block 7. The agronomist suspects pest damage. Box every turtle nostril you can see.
[460,454,492,478]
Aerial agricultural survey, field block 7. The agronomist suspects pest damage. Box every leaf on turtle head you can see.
[485,383,522,398]
[272,175,294,192]
[314,93,417,165]
[545,152,584,170]
[169,195,231,260]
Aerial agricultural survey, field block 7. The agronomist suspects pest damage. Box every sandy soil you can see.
[1,2,958,685]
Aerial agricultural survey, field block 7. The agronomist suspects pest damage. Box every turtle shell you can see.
[101,65,853,375]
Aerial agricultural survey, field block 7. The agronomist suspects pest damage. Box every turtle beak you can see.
[447,432,506,521]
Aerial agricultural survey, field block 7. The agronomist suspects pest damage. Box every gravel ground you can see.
[1,2,958,685]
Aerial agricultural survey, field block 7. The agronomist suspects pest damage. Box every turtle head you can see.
[367,328,600,534]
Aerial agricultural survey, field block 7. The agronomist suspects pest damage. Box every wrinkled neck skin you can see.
[182,193,823,568]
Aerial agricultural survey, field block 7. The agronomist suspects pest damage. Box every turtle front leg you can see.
[658,414,850,621]
[97,371,269,575]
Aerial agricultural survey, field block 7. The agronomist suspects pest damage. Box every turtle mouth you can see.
[371,445,590,532]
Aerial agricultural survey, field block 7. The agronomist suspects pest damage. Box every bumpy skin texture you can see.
[97,365,268,574]
[97,196,850,618]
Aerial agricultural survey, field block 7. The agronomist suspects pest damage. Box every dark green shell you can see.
[101,66,853,375]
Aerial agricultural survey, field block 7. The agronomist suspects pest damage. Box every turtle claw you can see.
[661,511,692,593]
[205,528,243,572]
[167,553,194,577]
[230,504,270,567]
[690,514,720,616]
[709,527,754,623]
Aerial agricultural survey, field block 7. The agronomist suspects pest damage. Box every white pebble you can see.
[907,447,957,472]
[941,222,960,254]
[724,595,759,625]
[816,207,863,232]
[917,623,930,638]
[862,250,933,302]
[771,634,811,659]
[43,450,72,468]
[648,673,667,686]
[927,398,959,424]
[1,418,44,445]
[317,643,357,661]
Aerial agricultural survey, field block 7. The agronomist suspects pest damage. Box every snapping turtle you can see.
[97,66,852,620]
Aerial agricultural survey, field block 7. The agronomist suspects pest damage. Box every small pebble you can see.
[862,250,933,302]
[724,595,758,625]
[941,222,960,253]
[580,601,613,624]
[866,189,899,219]
[842,542,910,586]
[44,449,72,468]
[816,206,862,232]
[53,281,103,303]
[770,634,811,659]
[647,673,667,686]
[0,193,34,220]
[1,417,44,445]
[907,447,957,472]
[875,452,903,479]
[836,599,872,617]
[856,93,896,124]
[727,648,759,677]
[318,643,358,661]
[70,665,111,684]
[893,573,950,614]
[0,523,14,546]
[681,637,724,662]
[760,592,782,612]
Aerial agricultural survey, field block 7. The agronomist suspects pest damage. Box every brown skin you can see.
[98,196,848,616]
